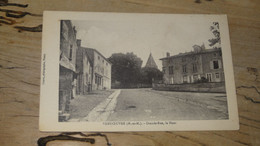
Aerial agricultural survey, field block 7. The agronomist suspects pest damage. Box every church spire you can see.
[145,53,158,69]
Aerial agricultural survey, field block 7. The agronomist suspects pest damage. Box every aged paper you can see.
[40,11,239,131]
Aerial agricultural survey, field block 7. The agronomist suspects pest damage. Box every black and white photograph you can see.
[40,12,239,131]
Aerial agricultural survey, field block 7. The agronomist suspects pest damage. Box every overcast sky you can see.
[72,15,216,70]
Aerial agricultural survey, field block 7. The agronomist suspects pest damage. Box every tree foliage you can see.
[208,22,221,49]
[108,52,143,87]
[140,67,163,84]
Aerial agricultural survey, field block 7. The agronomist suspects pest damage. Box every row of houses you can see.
[160,44,225,84]
[59,20,111,121]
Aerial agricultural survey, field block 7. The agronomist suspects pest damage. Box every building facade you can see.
[76,40,111,92]
[75,40,93,95]
[160,45,225,84]
[85,48,112,90]
[59,20,78,120]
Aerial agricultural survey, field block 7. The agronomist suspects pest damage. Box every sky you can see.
[71,15,216,70]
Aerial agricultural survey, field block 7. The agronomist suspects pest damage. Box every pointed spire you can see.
[145,53,158,69]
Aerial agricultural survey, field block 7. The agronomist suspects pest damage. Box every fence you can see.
[152,82,226,93]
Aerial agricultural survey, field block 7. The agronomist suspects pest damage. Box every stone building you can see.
[59,20,78,121]
[75,40,93,95]
[160,45,225,84]
[85,48,112,90]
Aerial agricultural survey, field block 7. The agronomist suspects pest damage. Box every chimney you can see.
[201,43,206,51]
[73,26,77,35]
[76,39,81,47]
[166,52,170,57]
[193,45,201,53]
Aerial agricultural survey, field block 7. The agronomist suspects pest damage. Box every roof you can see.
[160,48,221,60]
[60,53,76,72]
[145,53,158,69]
[82,47,112,65]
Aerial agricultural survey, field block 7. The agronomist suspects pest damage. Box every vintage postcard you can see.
[40,11,239,131]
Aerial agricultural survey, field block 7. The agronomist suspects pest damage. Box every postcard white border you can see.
[39,11,239,131]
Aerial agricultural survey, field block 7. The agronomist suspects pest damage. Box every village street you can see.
[108,88,228,121]
[68,88,228,122]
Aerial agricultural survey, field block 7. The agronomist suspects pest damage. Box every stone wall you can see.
[152,82,226,93]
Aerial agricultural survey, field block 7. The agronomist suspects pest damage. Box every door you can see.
[206,73,212,82]
[215,73,221,82]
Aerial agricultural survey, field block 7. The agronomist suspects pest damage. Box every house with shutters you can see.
[160,44,225,84]
[76,40,112,92]
[85,48,112,90]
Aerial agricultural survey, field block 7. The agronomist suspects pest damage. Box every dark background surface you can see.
[0,0,259,145]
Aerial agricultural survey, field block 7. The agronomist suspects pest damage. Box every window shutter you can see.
[218,60,222,68]
[210,61,213,69]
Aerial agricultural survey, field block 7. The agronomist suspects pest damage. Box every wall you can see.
[60,20,77,67]
[92,51,112,90]
[153,82,226,93]
[82,51,92,93]
[59,67,73,114]
[59,20,78,119]
[75,47,83,95]
[201,50,225,82]
[104,62,111,89]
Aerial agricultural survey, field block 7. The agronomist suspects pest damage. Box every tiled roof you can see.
[145,53,158,69]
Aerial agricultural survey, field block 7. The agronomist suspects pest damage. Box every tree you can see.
[108,52,143,88]
[140,67,163,85]
[208,22,221,49]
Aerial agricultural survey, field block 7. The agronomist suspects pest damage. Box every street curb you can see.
[82,90,121,122]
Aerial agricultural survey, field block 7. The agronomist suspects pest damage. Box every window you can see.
[192,64,197,72]
[215,73,220,78]
[182,65,187,73]
[169,66,174,74]
[162,67,166,74]
[98,56,100,60]
[170,77,174,84]
[102,60,104,63]
[210,60,222,70]
[95,74,102,86]
[69,45,72,61]
[213,60,219,69]
[106,63,108,66]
